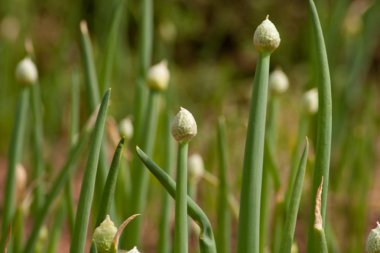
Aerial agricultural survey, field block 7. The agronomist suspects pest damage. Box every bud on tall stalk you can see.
[172,107,197,253]
[269,68,289,95]
[237,16,280,253]
[303,88,319,115]
[16,57,38,85]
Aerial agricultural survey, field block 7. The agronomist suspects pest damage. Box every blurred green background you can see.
[1,0,380,252]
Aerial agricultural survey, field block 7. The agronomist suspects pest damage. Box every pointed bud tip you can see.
[253,17,280,53]
[171,107,197,143]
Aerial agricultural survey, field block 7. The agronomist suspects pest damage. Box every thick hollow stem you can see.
[174,142,189,253]
[237,52,271,253]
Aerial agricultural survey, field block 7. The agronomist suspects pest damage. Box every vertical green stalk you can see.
[12,206,24,253]
[30,82,44,214]
[65,70,80,234]
[307,0,332,251]
[80,21,100,107]
[280,139,309,253]
[70,89,111,253]
[132,0,153,146]
[174,143,189,253]
[314,179,328,253]
[90,137,125,253]
[0,88,29,252]
[126,91,160,247]
[158,112,175,253]
[216,117,231,253]
[96,137,125,226]
[23,117,91,253]
[46,204,66,253]
[80,21,109,221]
[100,0,125,94]
[285,115,310,207]
[136,147,216,253]
[237,52,271,253]
[260,96,279,253]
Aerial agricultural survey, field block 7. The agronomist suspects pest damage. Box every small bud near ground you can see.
[93,215,118,253]
[15,57,38,85]
[171,107,197,143]
[302,88,318,114]
[269,68,289,94]
[367,222,380,253]
[253,16,281,53]
[147,60,170,91]
[127,247,140,253]
[188,153,205,183]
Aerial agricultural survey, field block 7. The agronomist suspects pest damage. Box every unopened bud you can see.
[302,88,318,114]
[15,57,38,85]
[253,16,280,53]
[93,215,118,253]
[188,153,205,183]
[147,60,170,91]
[269,68,289,94]
[366,222,380,253]
[171,107,197,143]
[127,247,140,253]
[119,117,134,140]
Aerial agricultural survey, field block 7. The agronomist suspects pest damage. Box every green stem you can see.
[315,227,329,253]
[131,0,153,152]
[96,137,126,226]
[0,88,29,252]
[285,115,309,208]
[174,142,189,253]
[307,0,332,252]
[65,70,80,234]
[91,137,125,253]
[46,203,66,253]
[216,117,231,253]
[136,147,217,253]
[79,20,109,223]
[70,89,111,253]
[100,0,125,94]
[30,83,44,214]
[23,118,91,253]
[237,52,271,253]
[280,139,309,253]
[12,206,24,253]
[158,112,175,253]
[126,90,160,247]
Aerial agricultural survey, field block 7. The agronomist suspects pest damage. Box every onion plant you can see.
[70,89,111,253]
[306,0,332,251]
[237,16,280,253]
[136,147,217,253]
[0,56,35,252]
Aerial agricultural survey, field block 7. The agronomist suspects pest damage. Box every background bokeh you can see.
[1,0,380,252]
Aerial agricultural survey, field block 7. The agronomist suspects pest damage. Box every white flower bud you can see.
[171,107,197,143]
[188,153,205,183]
[367,222,380,253]
[15,57,38,85]
[16,164,27,201]
[119,117,134,140]
[253,16,280,53]
[302,88,318,115]
[269,68,289,94]
[147,60,170,91]
[127,247,140,253]
[93,215,118,253]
